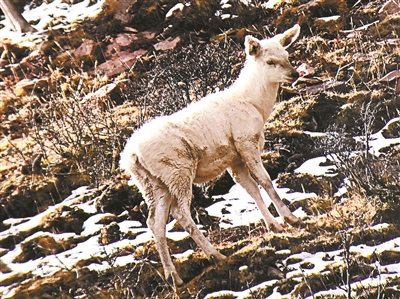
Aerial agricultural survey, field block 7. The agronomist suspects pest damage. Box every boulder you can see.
[13,232,71,263]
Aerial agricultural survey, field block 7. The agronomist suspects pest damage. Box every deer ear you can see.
[276,24,301,49]
[245,35,261,57]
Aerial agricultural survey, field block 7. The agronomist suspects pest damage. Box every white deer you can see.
[120,24,302,286]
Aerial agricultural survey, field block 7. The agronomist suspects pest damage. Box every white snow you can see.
[294,156,336,176]
[206,182,314,228]
[0,0,106,46]
[81,213,115,236]
[362,117,400,155]
[204,279,279,299]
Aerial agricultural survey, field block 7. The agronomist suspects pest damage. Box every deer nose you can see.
[291,70,299,79]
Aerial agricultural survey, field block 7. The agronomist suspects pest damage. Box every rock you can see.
[267,266,284,279]
[276,172,331,195]
[127,0,169,29]
[3,269,96,299]
[112,0,138,24]
[314,15,343,32]
[0,176,72,224]
[275,0,348,32]
[105,31,156,55]
[296,63,316,77]
[13,232,70,263]
[376,249,400,265]
[73,39,101,63]
[298,79,349,94]
[166,3,186,20]
[81,81,127,110]
[379,70,400,92]
[41,206,89,235]
[94,181,145,223]
[98,222,121,245]
[97,49,147,77]
[381,118,400,138]
[51,39,102,68]
[379,0,400,19]
[0,259,11,273]
[369,14,400,37]
[153,36,181,51]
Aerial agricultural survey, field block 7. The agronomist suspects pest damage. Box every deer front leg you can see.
[256,166,301,226]
[249,161,300,226]
[235,140,301,227]
[230,163,283,232]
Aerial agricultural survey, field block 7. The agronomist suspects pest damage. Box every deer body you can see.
[120,24,301,286]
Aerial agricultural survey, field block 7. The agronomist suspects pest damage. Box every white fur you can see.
[120,24,301,286]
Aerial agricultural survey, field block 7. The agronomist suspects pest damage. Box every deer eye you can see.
[266,60,276,66]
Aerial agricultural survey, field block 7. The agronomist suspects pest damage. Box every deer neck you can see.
[232,65,280,123]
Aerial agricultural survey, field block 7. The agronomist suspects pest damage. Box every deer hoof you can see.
[269,222,284,233]
[211,252,227,262]
[166,271,184,286]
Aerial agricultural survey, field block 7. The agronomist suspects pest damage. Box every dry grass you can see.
[1,0,400,298]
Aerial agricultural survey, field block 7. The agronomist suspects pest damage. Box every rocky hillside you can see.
[1,0,400,298]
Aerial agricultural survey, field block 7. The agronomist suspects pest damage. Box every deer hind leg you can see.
[127,161,184,286]
[168,174,226,261]
[170,198,226,261]
[146,189,184,286]
[229,163,284,233]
